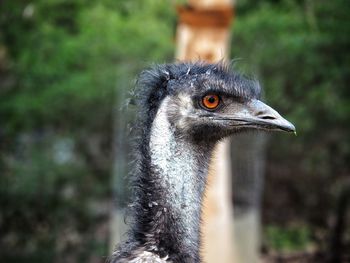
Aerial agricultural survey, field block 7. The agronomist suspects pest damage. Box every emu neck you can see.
[137,97,213,261]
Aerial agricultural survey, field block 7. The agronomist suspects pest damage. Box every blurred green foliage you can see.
[1,0,174,262]
[265,224,312,252]
[0,0,349,262]
[1,0,174,132]
[232,0,350,257]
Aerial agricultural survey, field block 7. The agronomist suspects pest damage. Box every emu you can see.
[111,62,295,263]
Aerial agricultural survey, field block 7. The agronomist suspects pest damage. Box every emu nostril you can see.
[261,116,276,120]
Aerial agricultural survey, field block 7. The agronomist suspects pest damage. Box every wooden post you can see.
[175,2,236,262]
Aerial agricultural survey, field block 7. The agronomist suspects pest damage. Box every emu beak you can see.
[243,99,296,133]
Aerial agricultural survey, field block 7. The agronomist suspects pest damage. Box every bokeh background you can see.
[1,0,349,262]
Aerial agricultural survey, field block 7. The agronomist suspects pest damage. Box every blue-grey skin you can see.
[110,62,295,263]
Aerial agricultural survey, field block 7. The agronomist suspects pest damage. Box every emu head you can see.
[137,62,295,143]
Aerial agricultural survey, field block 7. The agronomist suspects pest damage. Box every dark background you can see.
[1,0,349,262]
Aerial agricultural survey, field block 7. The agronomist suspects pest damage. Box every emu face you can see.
[165,71,295,141]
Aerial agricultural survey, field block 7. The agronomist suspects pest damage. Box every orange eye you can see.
[202,94,220,110]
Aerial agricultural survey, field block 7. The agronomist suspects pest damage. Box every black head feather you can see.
[135,62,261,123]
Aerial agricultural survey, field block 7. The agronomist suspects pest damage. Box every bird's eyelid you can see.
[201,88,243,102]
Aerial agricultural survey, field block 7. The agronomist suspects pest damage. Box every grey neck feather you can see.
[146,97,213,260]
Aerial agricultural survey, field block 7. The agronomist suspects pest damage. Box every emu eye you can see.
[202,94,220,110]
